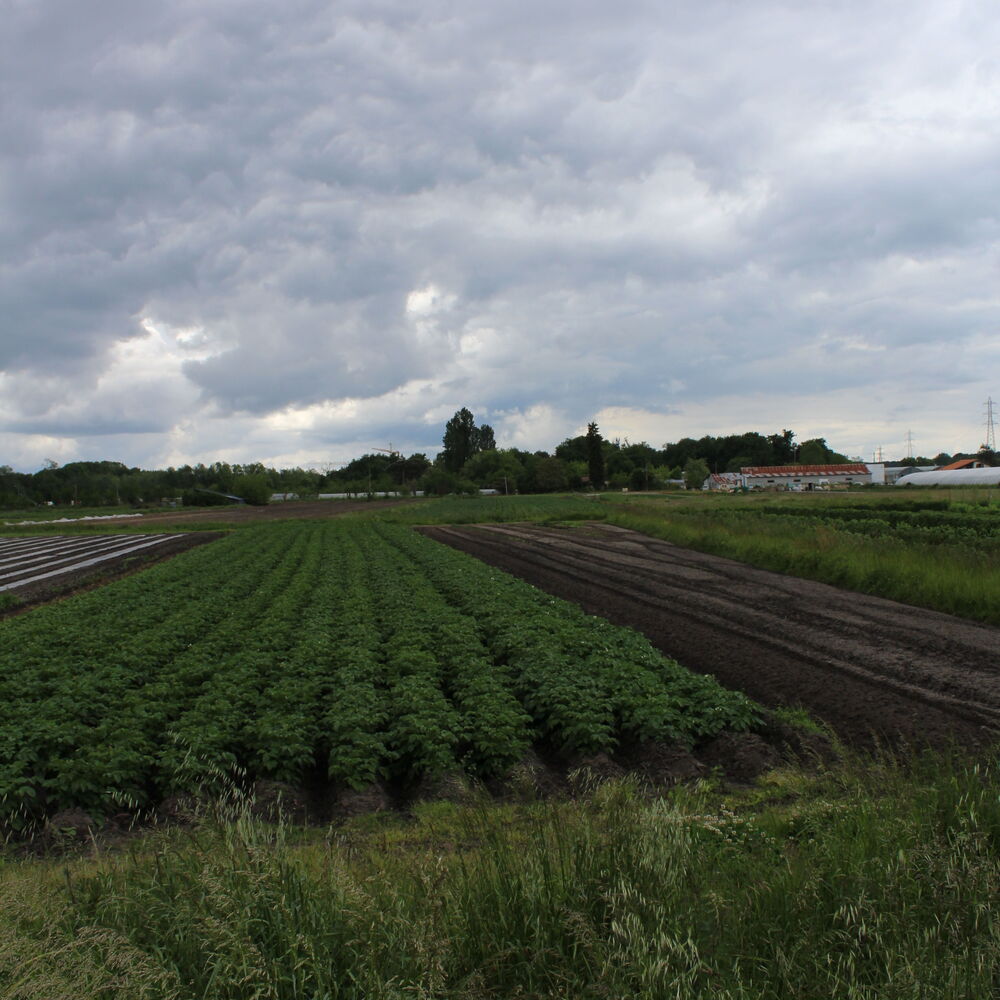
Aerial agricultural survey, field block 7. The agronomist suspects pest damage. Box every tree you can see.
[586,422,605,490]
[233,473,272,505]
[419,466,478,496]
[532,455,569,492]
[767,429,797,464]
[555,435,589,463]
[398,453,431,486]
[475,423,496,453]
[798,438,849,465]
[683,457,710,490]
[462,449,524,493]
[442,407,497,472]
[977,445,999,467]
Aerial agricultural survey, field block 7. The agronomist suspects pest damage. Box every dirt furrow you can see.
[435,523,1000,698]
[469,525,999,688]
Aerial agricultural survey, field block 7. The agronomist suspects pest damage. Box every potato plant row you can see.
[0,521,755,829]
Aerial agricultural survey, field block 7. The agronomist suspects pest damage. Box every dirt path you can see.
[421,522,1000,749]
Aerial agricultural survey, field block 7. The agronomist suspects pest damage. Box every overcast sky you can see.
[2,0,998,472]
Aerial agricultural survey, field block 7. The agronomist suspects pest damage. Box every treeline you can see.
[1,416,978,510]
[421,411,847,496]
[0,460,320,509]
[0,427,847,509]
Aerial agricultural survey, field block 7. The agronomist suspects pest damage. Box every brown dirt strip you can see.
[420,522,1000,750]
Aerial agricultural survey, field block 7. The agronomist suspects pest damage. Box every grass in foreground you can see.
[4,748,1000,999]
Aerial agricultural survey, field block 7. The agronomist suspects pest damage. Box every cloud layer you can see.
[3,0,999,470]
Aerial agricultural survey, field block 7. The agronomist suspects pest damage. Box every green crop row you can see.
[652,501,1000,549]
[754,503,1000,536]
[0,520,755,832]
[372,524,757,748]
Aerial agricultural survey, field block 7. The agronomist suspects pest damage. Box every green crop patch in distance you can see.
[0,520,756,833]
[608,489,1000,624]
[363,493,608,525]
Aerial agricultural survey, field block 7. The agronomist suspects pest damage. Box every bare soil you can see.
[421,522,1000,750]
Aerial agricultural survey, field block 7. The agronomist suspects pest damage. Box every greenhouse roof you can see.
[895,468,1000,486]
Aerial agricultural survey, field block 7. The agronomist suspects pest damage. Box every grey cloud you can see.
[3,0,1000,467]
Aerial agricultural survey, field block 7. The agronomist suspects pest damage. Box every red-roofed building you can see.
[937,458,985,471]
[740,463,872,490]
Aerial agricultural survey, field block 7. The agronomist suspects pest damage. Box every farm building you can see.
[895,467,1000,487]
[937,458,987,470]
[740,463,872,490]
[705,472,741,491]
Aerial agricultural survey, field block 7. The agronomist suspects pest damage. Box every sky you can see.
[2,0,999,473]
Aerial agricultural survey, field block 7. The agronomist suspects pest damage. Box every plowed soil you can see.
[421,522,1000,750]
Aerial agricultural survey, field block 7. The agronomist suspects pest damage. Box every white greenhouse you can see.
[895,468,1000,487]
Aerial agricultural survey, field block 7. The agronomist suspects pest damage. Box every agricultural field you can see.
[624,491,1000,550]
[606,489,1000,625]
[426,521,1000,748]
[0,533,190,596]
[5,490,1000,997]
[0,519,755,834]
[0,532,216,613]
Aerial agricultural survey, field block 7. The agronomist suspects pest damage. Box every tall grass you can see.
[6,751,1000,998]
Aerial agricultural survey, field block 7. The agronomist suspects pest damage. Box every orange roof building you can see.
[937,458,984,471]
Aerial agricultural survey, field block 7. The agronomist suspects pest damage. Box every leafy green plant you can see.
[0,518,756,831]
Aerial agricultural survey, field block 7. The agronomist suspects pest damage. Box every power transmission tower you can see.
[905,430,914,461]
[985,397,997,451]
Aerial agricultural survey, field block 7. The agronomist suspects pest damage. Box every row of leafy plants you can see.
[0,520,755,832]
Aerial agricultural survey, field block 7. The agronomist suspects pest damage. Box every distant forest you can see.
[0,414,977,509]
